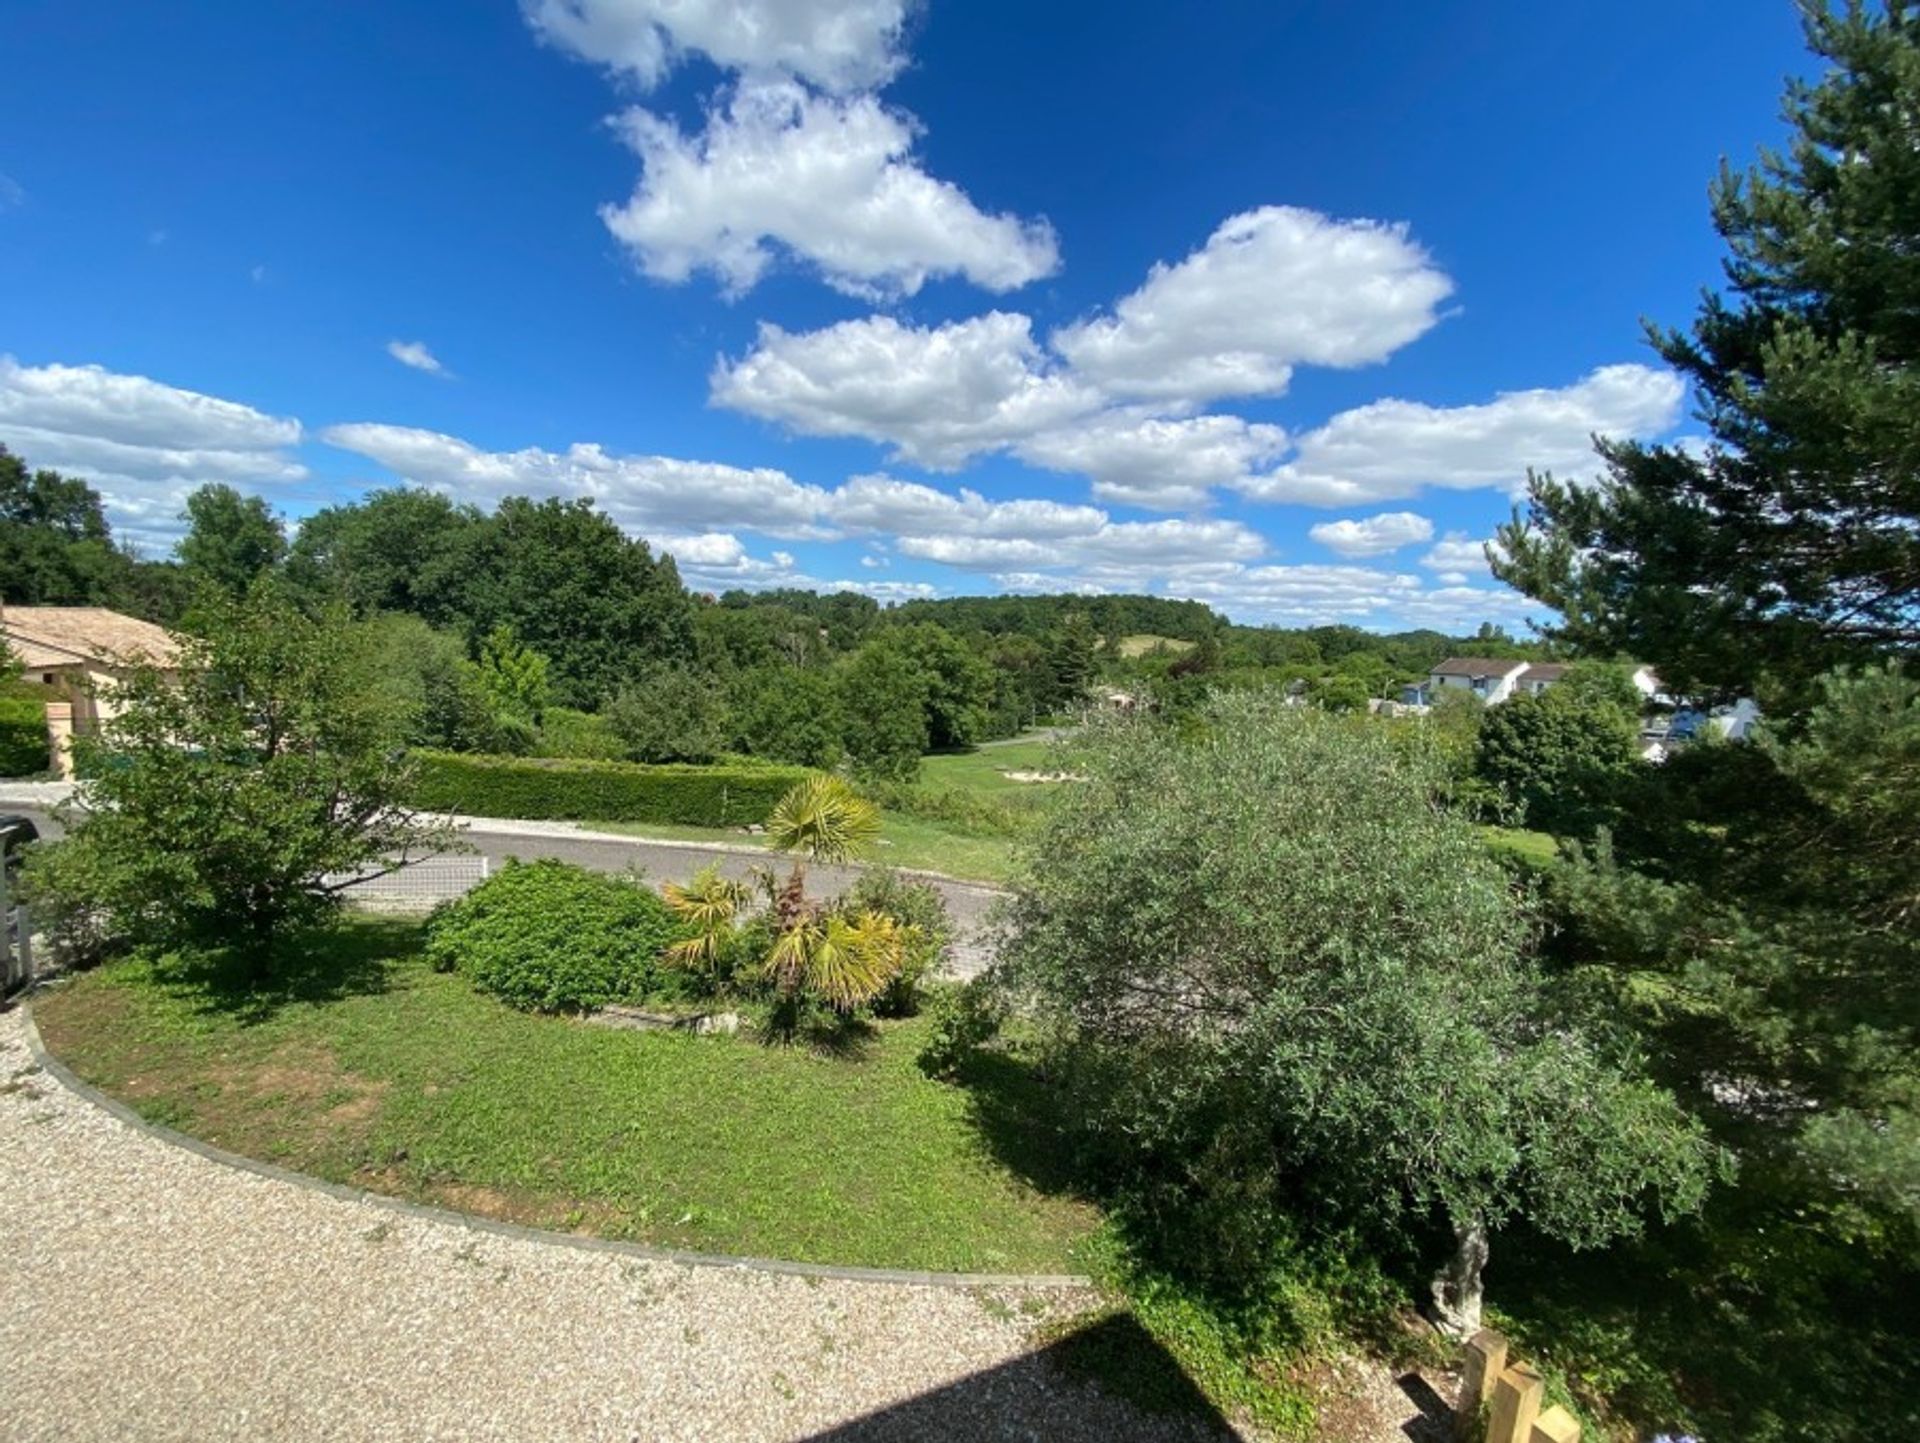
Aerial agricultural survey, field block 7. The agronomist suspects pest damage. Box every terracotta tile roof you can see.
[1,607,181,670]
[1430,656,1528,680]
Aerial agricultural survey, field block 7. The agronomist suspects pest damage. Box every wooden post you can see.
[1530,1405,1581,1442]
[1455,1329,1509,1441]
[1486,1363,1544,1443]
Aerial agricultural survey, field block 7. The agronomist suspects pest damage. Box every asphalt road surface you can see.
[1,804,1004,978]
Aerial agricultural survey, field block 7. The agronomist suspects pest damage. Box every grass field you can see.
[1113,634,1195,659]
[596,813,1021,883]
[35,922,1098,1274]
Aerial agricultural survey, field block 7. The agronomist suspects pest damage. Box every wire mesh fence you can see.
[324,855,491,915]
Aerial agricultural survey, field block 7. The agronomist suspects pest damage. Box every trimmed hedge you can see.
[0,697,49,778]
[408,748,812,827]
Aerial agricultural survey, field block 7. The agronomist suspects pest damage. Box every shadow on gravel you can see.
[153,919,412,1025]
[798,1312,1234,1441]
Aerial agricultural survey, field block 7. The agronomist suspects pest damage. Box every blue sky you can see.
[1,1,1809,630]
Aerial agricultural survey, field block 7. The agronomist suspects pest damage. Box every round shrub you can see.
[424,859,681,1012]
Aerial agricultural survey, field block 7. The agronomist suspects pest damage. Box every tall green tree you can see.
[39,578,448,968]
[1475,685,1641,835]
[728,665,845,768]
[450,497,696,708]
[605,663,725,763]
[284,487,477,619]
[998,696,1715,1335]
[839,643,929,780]
[1496,2,1920,703]
[177,483,287,597]
[0,446,128,604]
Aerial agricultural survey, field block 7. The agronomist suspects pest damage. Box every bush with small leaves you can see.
[424,859,680,1012]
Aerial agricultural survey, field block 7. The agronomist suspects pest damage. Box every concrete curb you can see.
[17,998,1089,1293]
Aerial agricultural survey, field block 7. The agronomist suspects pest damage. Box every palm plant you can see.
[766,775,881,867]
[661,865,749,979]
[757,776,905,1018]
[764,908,909,1012]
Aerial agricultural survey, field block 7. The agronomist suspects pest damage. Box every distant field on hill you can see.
[1114,634,1196,658]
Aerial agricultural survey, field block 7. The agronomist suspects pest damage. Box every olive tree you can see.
[996,694,1716,1333]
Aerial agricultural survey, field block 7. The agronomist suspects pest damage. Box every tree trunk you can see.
[1430,1216,1489,1338]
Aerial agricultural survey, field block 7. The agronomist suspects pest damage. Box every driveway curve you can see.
[0,1005,1236,1442]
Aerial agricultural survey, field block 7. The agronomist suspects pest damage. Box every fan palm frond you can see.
[765,775,881,866]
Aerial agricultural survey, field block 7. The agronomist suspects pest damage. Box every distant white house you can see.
[1421,657,1568,706]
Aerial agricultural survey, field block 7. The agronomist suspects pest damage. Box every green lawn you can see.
[594,814,1020,884]
[35,922,1097,1274]
[921,735,1071,792]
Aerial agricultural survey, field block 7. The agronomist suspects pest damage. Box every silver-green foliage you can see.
[997,693,1716,1327]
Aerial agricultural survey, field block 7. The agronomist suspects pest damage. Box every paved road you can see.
[0,799,1005,978]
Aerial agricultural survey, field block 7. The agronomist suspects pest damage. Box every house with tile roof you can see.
[0,606,181,778]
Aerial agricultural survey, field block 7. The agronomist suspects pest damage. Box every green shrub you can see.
[861,780,1038,838]
[424,859,680,1012]
[534,707,627,761]
[840,868,953,1016]
[916,980,1005,1079]
[408,749,812,826]
[0,696,49,777]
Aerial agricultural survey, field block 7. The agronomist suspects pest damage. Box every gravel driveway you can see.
[0,1005,1239,1443]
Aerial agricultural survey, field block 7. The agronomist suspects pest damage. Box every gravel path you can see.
[0,1004,1239,1443]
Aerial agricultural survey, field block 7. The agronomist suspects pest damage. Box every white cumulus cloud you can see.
[602,81,1058,299]
[1308,510,1434,558]
[0,356,306,548]
[713,312,1098,467]
[1243,363,1684,506]
[1052,207,1453,405]
[386,340,450,377]
[321,422,832,539]
[1014,412,1287,511]
[523,0,913,94]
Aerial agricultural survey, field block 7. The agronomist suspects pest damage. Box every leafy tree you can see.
[177,483,287,596]
[852,624,994,751]
[1496,2,1920,703]
[0,445,128,604]
[1046,611,1099,704]
[284,487,477,619]
[839,642,930,780]
[1554,659,1646,716]
[1475,686,1640,834]
[42,578,448,970]
[452,497,696,708]
[1307,672,1371,713]
[605,663,725,763]
[997,696,1715,1334]
[728,664,845,768]
[475,625,550,731]
[351,613,500,752]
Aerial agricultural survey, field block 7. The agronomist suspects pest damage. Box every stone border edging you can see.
[17,999,1089,1293]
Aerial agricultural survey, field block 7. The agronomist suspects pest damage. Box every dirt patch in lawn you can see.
[353,1165,634,1239]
